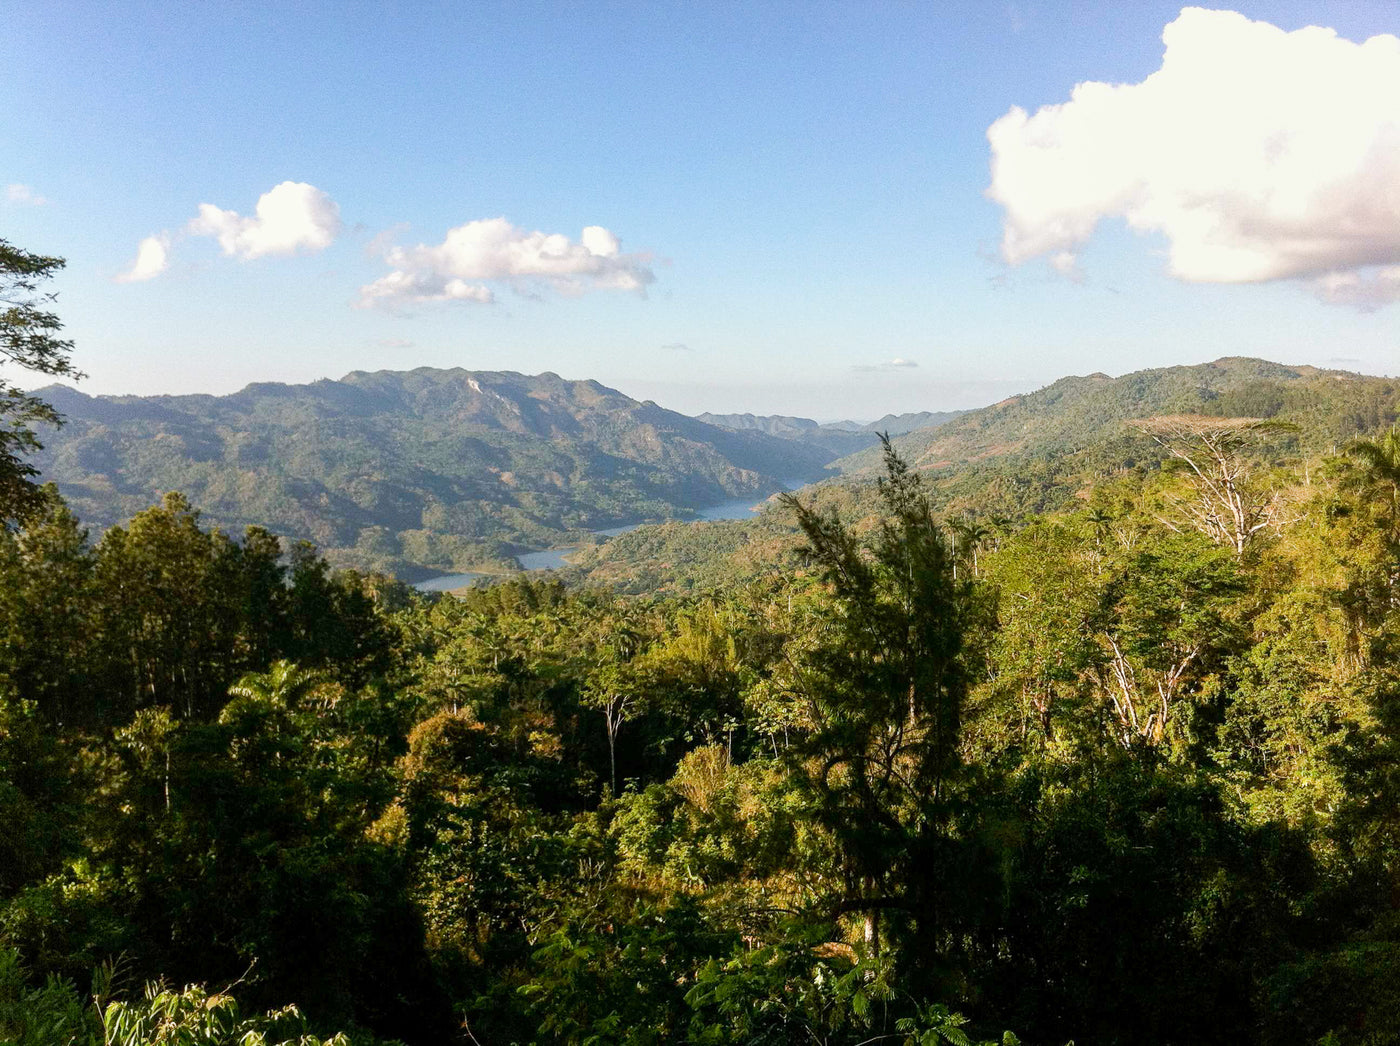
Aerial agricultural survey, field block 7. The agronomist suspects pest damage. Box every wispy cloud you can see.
[660,342,692,352]
[853,358,919,372]
[1314,267,1400,310]
[5,184,46,206]
[356,218,655,310]
[987,8,1400,307]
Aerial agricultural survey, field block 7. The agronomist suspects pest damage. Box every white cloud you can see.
[987,8,1400,306]
[660,342,693,352]
[357,217,654,309]
[6,184,46,206]
[115,233,170,283]
[188,181,341,259]
[889,357,919,369]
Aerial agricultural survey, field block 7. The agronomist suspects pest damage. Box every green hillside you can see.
[833,356,1398,514]
[567,358,1399,592]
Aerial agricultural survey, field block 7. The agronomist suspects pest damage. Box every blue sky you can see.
[3,1,1398,420]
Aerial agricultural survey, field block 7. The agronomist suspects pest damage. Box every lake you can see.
[414,485,802,592]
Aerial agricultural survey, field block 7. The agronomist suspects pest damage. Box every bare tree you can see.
[1133,415,1299,555]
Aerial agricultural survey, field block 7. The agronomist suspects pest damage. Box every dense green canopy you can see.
[4,405,1400,1044]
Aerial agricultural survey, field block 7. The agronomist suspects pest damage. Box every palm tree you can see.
[987,514,1014,551]
[227,659,327,709]
[1086,507,1113,547]
[948,517,990,577]
[1345,424,1400,527]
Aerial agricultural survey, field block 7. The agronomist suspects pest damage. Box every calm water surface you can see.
[413,483,804,592]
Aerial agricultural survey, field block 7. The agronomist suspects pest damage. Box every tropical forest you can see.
[8,3,1400,1044]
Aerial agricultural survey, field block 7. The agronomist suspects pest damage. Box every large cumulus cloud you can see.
[356,217,654,309]
[116,181,341,283]
[987,7,1400,307]
[188,181,342,259]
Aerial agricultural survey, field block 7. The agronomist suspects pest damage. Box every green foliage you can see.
[0,946,97,1046]
[5,401,1400,1045]
[0,238,79,523]
[834,357,1396,524]
[0,947,392,1046]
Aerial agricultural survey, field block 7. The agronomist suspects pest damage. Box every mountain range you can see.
[30,369,849,575]
[28,357,1397,582]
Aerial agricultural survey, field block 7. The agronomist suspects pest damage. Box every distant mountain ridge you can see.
[863,410,967,436]
[30,368,836,576]
[695,408,965,456]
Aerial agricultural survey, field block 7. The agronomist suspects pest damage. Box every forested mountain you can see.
[839,357,1394,475]
[28,369,835,576]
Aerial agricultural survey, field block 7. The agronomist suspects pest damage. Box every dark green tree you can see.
[778,437,973,961]
[1345,423,1400,529]
[1,240,80,523]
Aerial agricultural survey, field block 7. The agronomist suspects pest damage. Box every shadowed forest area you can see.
[4,418,1400,1044]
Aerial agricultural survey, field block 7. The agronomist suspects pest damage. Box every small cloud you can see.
[660,342,692,352]
[6,183,46,206]
[1050,251,1086,284]
[188,181,341,259]
[853,358,919,372]
[987,8,1400,307]
[115,233,170,283]
[357,217,655,310]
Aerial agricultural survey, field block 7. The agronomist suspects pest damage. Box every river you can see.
[414,487,801,592]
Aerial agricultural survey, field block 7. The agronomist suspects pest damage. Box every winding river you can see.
[414,488,799,593]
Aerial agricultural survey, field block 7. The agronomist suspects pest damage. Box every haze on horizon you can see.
[4,1,1399,419]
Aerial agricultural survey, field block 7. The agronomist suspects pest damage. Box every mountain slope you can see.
[834,358,1397,482]
[31,368,834,575]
